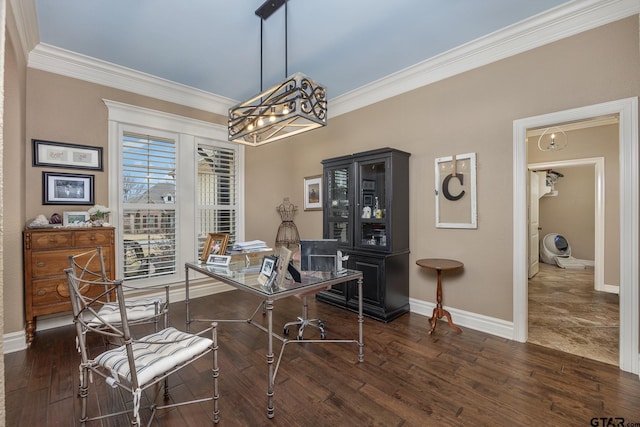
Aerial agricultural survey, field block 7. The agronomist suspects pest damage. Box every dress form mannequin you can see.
[275,197,300,250]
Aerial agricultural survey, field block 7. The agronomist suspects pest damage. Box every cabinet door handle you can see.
[37,290,46,296]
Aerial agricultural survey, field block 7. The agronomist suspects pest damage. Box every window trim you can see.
[105,99,245,284]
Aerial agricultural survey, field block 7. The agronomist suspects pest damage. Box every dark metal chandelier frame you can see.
[228,0,327,146]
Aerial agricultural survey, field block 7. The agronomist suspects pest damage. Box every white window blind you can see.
[121,132,177,280]
[197,144,238,257]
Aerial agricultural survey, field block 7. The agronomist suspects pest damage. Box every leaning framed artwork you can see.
[304,175,322,211]
[200,233,230,261]
[43,172,95,205]
[33,139,103,171]
[435,152,477,229]
[63,211,90,226]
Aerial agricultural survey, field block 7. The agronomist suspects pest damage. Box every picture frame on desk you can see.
[201,233,230,261]
[258,255,278,286]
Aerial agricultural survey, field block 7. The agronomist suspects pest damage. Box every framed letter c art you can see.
[435,152,477,229]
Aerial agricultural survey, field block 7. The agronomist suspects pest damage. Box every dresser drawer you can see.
[31,250,72,278]
[32,277,112,307]
[31,277,72,307]
[30,231,73,250]
[31,248,114,279]
[75,230,112,247]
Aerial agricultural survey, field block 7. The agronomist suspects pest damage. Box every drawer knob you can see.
[37,290,46,296]
[36,261,45,267]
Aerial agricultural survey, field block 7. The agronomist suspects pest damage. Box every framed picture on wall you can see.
[304,175,322,211]
[33,139,103,171]
[42,172,95,205]
[435,152,477,229]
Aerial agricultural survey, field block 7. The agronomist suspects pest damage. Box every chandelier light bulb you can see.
[257,117,264,126]
[537,127,568,152]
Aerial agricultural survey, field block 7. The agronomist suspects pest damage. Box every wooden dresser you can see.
[23,226,115,344]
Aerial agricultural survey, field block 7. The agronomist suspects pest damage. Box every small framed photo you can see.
[200,233,230,261]
[206,254,232,267]
[258,255,277,285]
[33,139,103,171]
[43,172,94,205]
[304,175,322,211]
[362,179,376,192]
[63,211,90,226]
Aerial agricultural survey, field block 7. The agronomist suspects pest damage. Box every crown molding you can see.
[28,43,236,116]
[330,0,640,117]
[8,0,38,62]
[22,0,640,119]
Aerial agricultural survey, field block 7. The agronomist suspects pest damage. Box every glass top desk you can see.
[184,261,364,419]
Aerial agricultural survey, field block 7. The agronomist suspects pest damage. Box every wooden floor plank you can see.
[5,288,640,426]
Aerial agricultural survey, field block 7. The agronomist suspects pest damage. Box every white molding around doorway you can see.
[528,157,608,293]
[513,97,639,375]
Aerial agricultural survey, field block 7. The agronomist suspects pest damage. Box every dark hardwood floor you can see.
[5,288,640,426]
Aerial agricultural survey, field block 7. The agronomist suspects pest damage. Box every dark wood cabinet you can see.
[317,147,410,322]
[23,226,115,344]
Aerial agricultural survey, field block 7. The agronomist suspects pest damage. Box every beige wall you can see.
[529,124,620,285]
[244,16,640,321]
[539,166,596,260]
[4,19,28,335]
[4,16,639,335]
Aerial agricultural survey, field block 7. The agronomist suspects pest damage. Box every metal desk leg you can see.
[185,264,191,332]
[212,322,220,424]
[265,299,275,418]
[357,276,364,363]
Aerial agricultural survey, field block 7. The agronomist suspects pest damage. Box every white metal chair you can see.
[65,267,220,426]
[69,247,170,331]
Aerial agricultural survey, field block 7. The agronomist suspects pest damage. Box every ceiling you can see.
[34,0,571,103]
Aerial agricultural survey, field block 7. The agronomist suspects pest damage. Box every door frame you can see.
[513,97,638,375]
[528,158,607,292]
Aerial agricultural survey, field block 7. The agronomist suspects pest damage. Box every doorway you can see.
[526,158,617,365]
[512,97,639,375]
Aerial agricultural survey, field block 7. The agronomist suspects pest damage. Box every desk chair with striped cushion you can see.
[69,247,169,331]
[65,267,220,425]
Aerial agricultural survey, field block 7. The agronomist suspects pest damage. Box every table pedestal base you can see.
[429,305,462,334]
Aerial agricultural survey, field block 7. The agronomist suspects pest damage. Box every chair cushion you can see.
[89,297,164,326]
[94,327,212,387]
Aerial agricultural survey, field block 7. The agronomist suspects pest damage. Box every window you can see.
[121,132,177,279]
[106,101,243,285]
[197,143,238,255]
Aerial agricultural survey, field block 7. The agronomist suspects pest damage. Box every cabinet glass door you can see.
[357,159,388,250]
[324,165,351,246]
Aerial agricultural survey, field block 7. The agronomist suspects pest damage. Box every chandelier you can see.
[228,0,327,146]
[537,126,568,152]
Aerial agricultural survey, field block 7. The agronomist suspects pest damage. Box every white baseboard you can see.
[3,279,233,354]
[409,297,514,340]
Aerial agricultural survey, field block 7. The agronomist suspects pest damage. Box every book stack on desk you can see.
[227,240,272,254]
